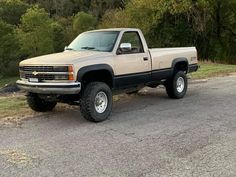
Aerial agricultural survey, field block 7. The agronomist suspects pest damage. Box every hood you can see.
[20,51,112,65]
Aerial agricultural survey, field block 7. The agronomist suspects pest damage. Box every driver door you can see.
[114,31,151,88]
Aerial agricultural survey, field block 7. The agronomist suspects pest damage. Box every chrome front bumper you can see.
[16,80,81,94]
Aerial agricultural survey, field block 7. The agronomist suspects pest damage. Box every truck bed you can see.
[149,47,197,70]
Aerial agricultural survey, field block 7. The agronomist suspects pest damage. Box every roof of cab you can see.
[85,28,140,33]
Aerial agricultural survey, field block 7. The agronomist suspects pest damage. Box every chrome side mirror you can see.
[120,43,132,51]
[117,43,132,55]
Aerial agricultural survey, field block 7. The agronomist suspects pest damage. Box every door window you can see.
[119,32,144,54]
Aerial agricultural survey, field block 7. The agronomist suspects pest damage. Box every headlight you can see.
[54,75,69,80]
[53,66,69,72]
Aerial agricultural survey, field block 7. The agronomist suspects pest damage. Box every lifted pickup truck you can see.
[17,28,199,122]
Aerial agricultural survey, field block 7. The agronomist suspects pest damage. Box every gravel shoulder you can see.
[0,75,236,177]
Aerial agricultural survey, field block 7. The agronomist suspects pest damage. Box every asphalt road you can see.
[0,75,236,177]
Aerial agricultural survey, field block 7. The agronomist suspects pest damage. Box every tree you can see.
[73,12,97,36]
[17,6,54,57]
[0,20,20,76]
[0,0,30,25]
[51,22,66,52]
[100,0,236,63]
[209,0,236,63]
[56,17,75,45]
[90,0,127,18]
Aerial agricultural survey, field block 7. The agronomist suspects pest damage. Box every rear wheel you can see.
[165,71,187,99]
[80,82,112,122]
[27,93,57,112]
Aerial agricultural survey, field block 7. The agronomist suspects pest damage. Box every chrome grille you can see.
[20,66,69,72]
[19,65,71,81]
[21,66,54,72]
[24,74,55,80]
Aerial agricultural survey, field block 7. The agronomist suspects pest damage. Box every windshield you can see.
[67,31,119,52]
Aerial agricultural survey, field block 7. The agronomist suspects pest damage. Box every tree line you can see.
[0,0,235,77]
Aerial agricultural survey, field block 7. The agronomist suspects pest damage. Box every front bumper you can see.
[16,80,81,94]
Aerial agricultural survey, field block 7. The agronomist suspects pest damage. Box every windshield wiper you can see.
[65,47,75,51]
[81,47,96,50]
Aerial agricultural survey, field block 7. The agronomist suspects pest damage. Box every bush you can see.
[17,6,55,57]
[0,20,20,77]
[51,22,66,52]
[0,0,30,25]
[73,12,97,36]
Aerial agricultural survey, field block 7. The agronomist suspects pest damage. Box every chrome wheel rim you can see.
[94,91,108,113]
[176,77,185,93]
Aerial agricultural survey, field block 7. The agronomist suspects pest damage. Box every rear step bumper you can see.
[188,64,200,73]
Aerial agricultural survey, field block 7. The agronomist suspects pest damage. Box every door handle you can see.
[143,57,148,61]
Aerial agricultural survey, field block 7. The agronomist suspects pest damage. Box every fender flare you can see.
[171,57,189,73]
[77,64,114,83]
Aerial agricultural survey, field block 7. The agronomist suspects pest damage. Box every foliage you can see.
[0,0,30,25]
[0,20,20,76]
[56,17,75,45]
[24,0,126,17]
[90,0,127,18]
[51,22,66,52]
[17,6,55,57]
[73,12,97,36]
[0,0,235,78]
[100,0,236,64]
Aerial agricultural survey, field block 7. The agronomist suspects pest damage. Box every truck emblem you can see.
[32,71,38,76]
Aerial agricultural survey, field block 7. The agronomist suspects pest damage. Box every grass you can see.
[191,62,236,79]
[0,94,75,122]
[0,95,31,120]
[0,77,18,88]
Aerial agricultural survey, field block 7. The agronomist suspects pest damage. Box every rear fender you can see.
[171,58,189,74]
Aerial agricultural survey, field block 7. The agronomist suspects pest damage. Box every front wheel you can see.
[27,93,57,112]
[80,82,112,122]
[165,71,188,99]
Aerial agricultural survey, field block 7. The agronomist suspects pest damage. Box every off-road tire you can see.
[80,82,112,122]
[165,71,188,99]
[27,93,57,112]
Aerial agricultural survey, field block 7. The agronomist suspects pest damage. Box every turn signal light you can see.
[68,66,74,80]
[68,65,73,72]
[68,74,74,81]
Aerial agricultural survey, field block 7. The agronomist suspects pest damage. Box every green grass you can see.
[0,96,26,111]
[0,95,74,120]
[191,62,236,79]
[0,77,19,88]
[0,95,30,119]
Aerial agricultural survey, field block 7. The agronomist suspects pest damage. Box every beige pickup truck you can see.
[17,28,199,122]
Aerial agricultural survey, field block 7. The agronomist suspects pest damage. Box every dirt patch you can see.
[0,93,77,127]
[0,149,36,166]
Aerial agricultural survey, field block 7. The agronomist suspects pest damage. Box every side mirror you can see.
[117,43,132,55]
[120,43,131,51]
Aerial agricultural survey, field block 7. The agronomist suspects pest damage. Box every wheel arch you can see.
[171,57,189,74]
[77,64,114,88]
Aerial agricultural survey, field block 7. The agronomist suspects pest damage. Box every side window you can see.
[119,32,144,54]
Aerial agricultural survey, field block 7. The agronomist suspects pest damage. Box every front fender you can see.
[77,64,114,82]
